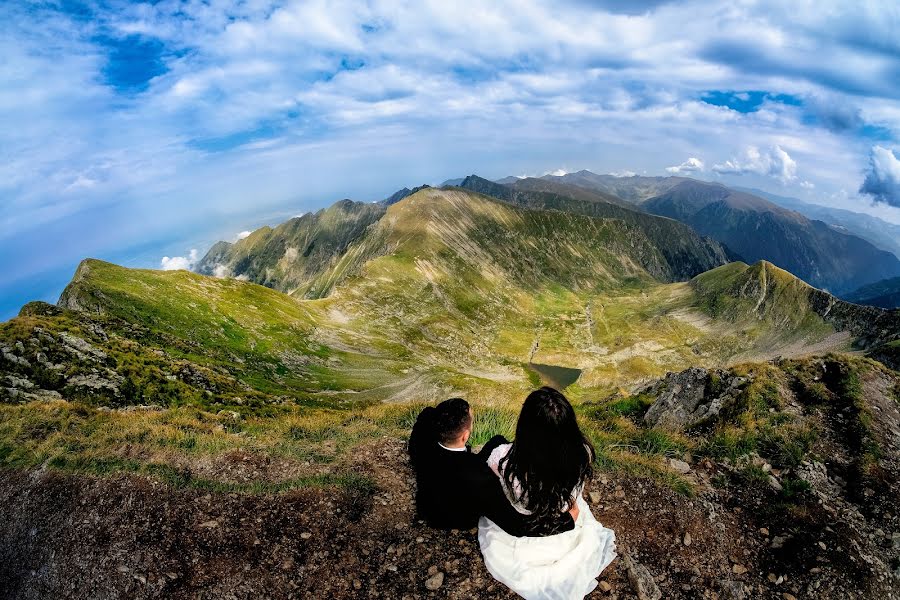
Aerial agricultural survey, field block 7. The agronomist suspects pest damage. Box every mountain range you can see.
[5,183,893,411]
[736,186,900,260]
[529,171,900,296]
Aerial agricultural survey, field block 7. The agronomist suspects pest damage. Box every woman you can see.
[478,387,617,600]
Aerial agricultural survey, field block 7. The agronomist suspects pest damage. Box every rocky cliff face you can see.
[641,367,748,430]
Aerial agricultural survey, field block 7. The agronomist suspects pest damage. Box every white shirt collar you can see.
[438,442,467,452]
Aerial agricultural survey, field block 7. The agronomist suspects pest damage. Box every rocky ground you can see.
[1,431,898,600]
[3,353,900,599]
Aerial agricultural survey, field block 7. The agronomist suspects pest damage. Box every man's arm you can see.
[475,434,508,460]
[470,462,574,537]
[408,406,436,470]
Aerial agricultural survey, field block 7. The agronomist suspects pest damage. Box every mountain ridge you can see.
[455,174,733,281]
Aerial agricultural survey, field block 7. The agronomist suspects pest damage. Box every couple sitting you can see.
[408,386,617,600]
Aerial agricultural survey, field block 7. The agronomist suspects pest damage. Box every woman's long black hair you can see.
[500,387,594,523]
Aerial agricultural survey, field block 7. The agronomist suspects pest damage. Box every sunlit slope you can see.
[692,261,900,348]
[195,199,386,298]
[57,259,411,403]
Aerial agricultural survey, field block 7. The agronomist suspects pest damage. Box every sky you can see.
[2,0,900,320]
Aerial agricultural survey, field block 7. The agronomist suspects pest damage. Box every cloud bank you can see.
[666,158,705,174]
[160,249,199,271]
[859,146,900,207]
[713,146,798,183]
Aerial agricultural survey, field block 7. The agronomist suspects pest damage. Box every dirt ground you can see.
[2,437,898,599]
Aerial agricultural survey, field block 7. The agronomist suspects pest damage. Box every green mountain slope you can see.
[456,175,732,281]
[692,261,900,348]
[643,180,900,295]
[194,199,386,298]
[55,258,409,405]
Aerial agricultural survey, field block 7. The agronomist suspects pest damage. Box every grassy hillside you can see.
[457,175,731,280]
[195,199,386,298]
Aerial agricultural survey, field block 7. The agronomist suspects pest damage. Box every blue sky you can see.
[2,0,900,320]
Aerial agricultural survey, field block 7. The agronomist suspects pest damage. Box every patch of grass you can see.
[757,424,817,468]
[738,464,771,485]
[779,477,811,502]
[470,406,518,447]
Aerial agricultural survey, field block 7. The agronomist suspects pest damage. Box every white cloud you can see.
[160,248,199,271]
[859,145,900,207]
[800,180,815,189]
[665,157,704,174]
[713,145,798,182]
[212,264,231,278]
[610,170,637,177]
[237,230,252,240]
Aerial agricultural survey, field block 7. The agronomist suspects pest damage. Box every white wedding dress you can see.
[478,444,617,600]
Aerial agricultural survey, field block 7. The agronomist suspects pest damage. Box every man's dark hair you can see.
[434,397,472,445]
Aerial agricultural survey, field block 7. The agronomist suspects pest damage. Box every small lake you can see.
[527,363,582,390]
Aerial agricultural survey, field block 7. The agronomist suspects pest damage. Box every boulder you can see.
[643,367,747,430]
[623,554,662,600]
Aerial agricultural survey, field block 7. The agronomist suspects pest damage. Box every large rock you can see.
[643,367,747,430]
[623,554,662,600]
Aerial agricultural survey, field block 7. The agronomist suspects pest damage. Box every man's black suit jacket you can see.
[408,409,574,537]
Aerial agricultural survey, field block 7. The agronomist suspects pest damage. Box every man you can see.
[408,398,577,536]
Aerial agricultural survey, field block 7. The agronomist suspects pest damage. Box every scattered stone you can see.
[732,564,748,575]
[892,532,900,550]
[623,554,662,600]
[719,579,745,600]
[300,532,312,540]
[683,532,692,546]
[783,594,798,600]
[767,476,783,492]
[669,458,691,474]
[771,536,787,549]
[424,571,444,591]
[589,491,602,504]
[198,520,218,529]
[598,581,612,593]
[759,528,769,536]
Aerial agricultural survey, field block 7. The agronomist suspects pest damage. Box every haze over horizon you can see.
[3,0,900,320]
